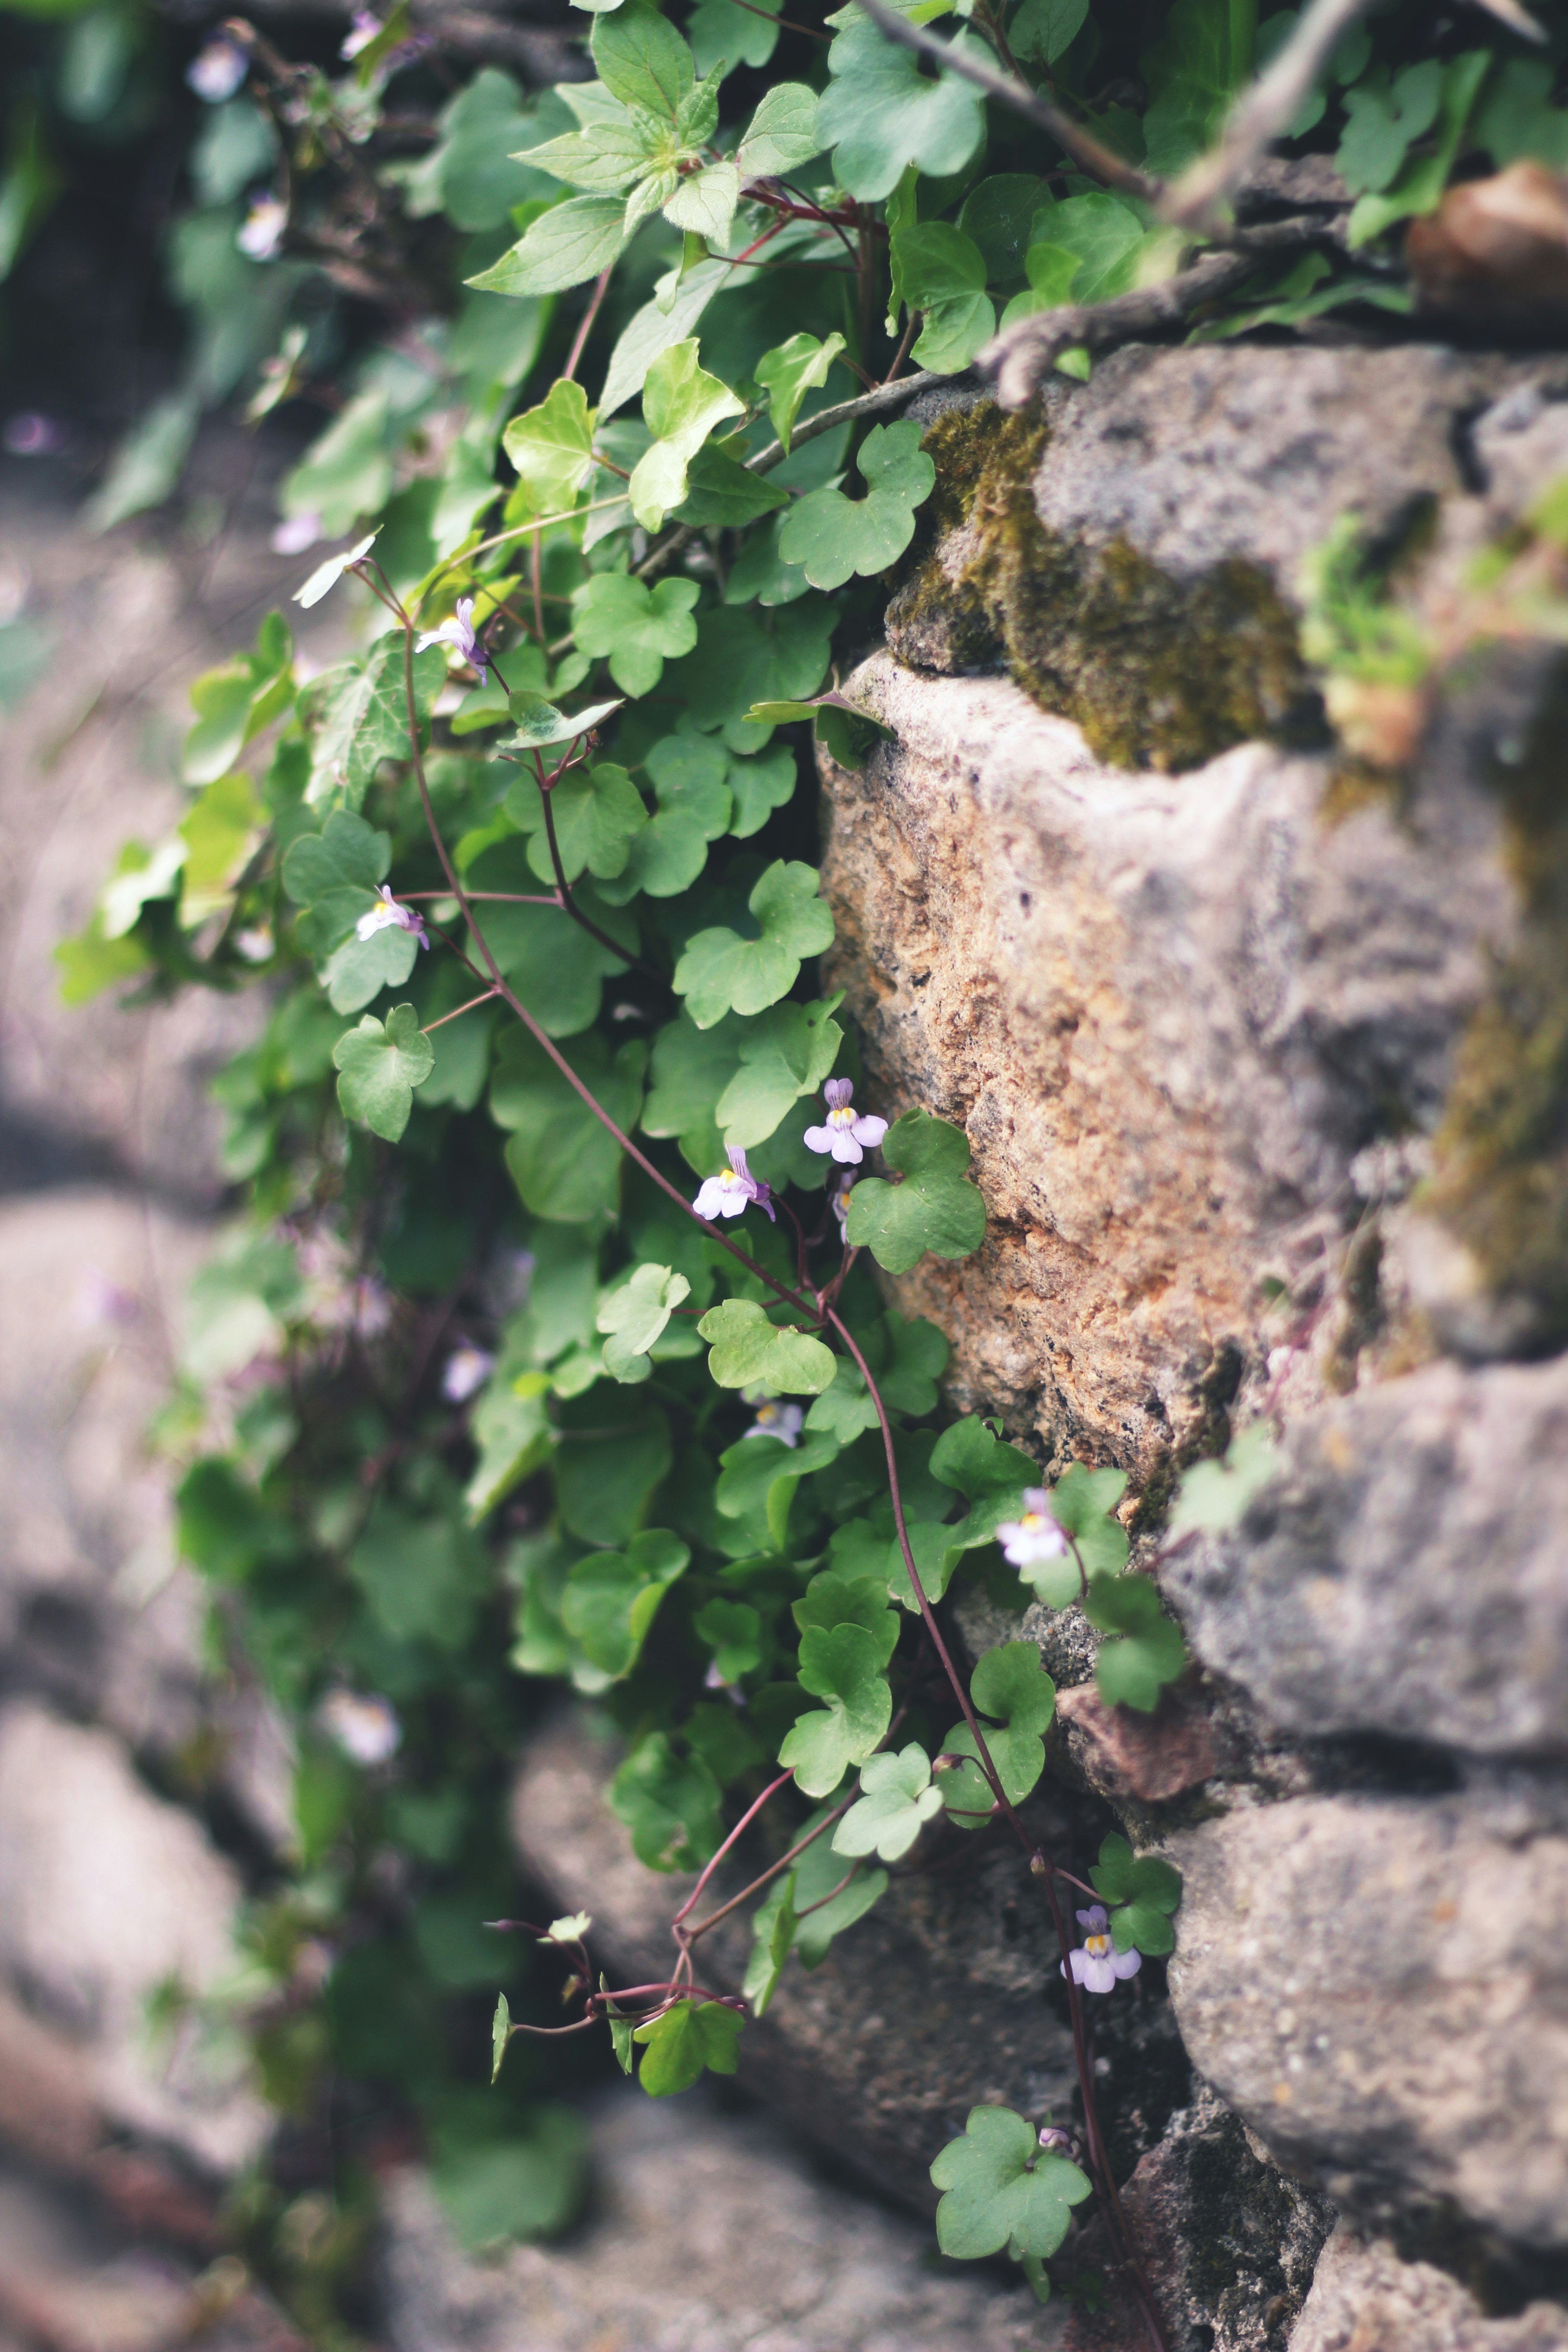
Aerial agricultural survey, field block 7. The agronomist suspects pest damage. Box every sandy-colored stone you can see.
[1289,2225,1568,2352]
[819,655,1511,1480]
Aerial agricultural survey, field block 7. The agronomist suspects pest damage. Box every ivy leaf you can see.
[674,859,834,1026]
[179,772,264,927]
[1168,1421,1276,1535]
[465,1375,551,1524]
[778,1622,892,1797]
[596,1262,691,1380]
[804,1360,882,1445]
[696,1298,838,1395]
[423,66,551,230]
[930,2107,1091,2261]
[281,809,390,945]
[926,1412,1037,1557]
[888,224,994,376]
[715,1427,839,1553]
[1048,1462,1130,1586]
[491,1993,512,2086]
[608,1729,723,1869]
[1002,193,1149,333]
[675,442,791,530]
[778,420,935,592]
[940,1640,1055,1825]
[1336,60,1442,196]
[298,634,446,810]
[1090,1831,1183,1957]
[735,81,822,178]
[690,0,780,73]
[740,690,891,772]
[627,339,745,530]
[496,691,625,751]
[593,0,695,118]
[561,1527,690,1675]
[1084,1573,1187,1713]
[604,1985,635,2075]
[714,995,843,1147]
[491,1029,647,1223]
[833,1744,943,1862]
[332,1003,435,1142]
[790,1567,899,1666]
[505,761,648,885]
[670,599,833,750]
[817,10,986,200]
[570,573,701,696]
[844,1108,986,1274]
[693,1595,764,1681]
[791,1802,887,1962]
[599,256,730,418]
[727,745,797,836]
[467,194,628,296]
[742,1873,798,2016]
[1009,0,1087,65]
[871,1310,949,1416]
[501,378,598,514]
[755,331,846,454]
[632,1998,742,2095]
[182,611,293,786]
[641,1010,741,1159]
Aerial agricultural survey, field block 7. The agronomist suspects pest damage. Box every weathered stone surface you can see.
[1162,1352,1568,1758]
[1063,2086,1331,2352]
[509,1714,1107,2217]
[0,1702,269,2176]
[1055,1681,1218,1803]
[819,654,1512,1480]
[1165,1795,1568,2248]
[381,2088,1054,2352]
[1290,2226,1568,2352]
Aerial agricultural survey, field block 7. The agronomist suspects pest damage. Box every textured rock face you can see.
[819,653,1511,1480]
[1290,2226,1568,2351]
[1162,1352,1568,1757]
[381,2089,1053,2352]
[1165,1796,1568,2249]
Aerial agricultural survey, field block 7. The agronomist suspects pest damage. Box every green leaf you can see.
[593,1,695,118]
[627,338,745,530]
[930,2107,1091,2261]
[333,1003,436,1142]
[298,634,446,811]
[599,255,731,418]
[956,174,1050,282]
[671,599,833,749]
[664,160,740,244]
[54,916,152,1006]
[596,1262,691,1380]
[179,770,265,926]
[777,420,935,593]
[491,1993,512,2085]
[182,611,293,786]
[940,1639,1055,1823]
[791,1567,900,1665]
[556,1400,671,1542]
[818,10,986,200]
[673,858,834,1026]
[693,1595,764,1681]
[1009,0,1087,66]
[727,745,797,835]
[570,572,701,696]
[804,1360,882,1445]
[491,1029,646,1222]
[755,332,847,456]
[632,1998,742,2094]
[742,1873,798,2015]
[1336,60,1441,196]
[468,194,628,296]
[844,1107,985,1274]
[833,1743,943,1862]
[1010,191,1147,326]
[431,2104,589,2251]
[791,1803,887,1963]
[714,995,843,1147]
[348,1502,490,1649]
[778,1621,893,1797]
[1090,1831,1183,1956]
[675,441,791,530]
[609,1730,723,1869]
[1476,58,1568,173]
[506,761,648,884]
[1140,0,1254,177]
[1345,52,1490,248]
[279,392,393,536]
[501,378,598,513]
[518,102,652,196]
[496,691,625,754]
[426,68,554,230]
[873,1310,949,1416]
[1084,1573,1187,1713]
[735,80,823,178]
[1047,1462,1130,1581]
[696,1298,838,1395]
[1168,1420,1276,1535]
[690,0,780,72]
[466,1374,551,1522]
[889,224,994,376]
[561,1527,690,1675]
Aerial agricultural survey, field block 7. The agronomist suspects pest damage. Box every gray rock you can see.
[1289,2226,1568,2352]
[0,1701,270,2177]
[1165,1795,1568,2248]
[819,655,1512,1478]
[381,2087,1057,2352]
[1162,1353,1568,1759]
[509,1715,1098,2218]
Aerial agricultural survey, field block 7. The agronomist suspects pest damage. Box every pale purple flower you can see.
[1037,2121,1082,2161]
[187,37,247,102]
[803,1078,888,1166]
[356,885,429,950]
[238,192,287,260]
[75,1265,139,1329]
[995,1488,1068,1570]
[692,1145,774,1224]
[830,1168,854,1246]
[414,596,487,682]
[744,1398,804,1446]
[441,1343,494,1404]
[3,413,65,456]
[272,512,323,557]
[319,1689,401,1765]
[235,925,274,964]
[341,10,382,57]
[1062,1904,1141,1994]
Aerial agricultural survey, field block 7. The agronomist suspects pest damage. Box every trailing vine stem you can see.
[392,587,1172,2352]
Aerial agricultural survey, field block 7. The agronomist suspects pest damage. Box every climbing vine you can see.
[26,0,1566,2333]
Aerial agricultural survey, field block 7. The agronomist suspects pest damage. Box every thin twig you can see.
[980,245,1259,410]
[420,987,498,1035]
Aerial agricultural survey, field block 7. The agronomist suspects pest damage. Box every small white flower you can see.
[234,925,274,964]
[414,596,487,682]
[995,1488,1068,1569]
[692,1145,774,1224]
[341,10,382,57]
[355,885,429,949]
[238,192,287,261]
[441,1344,494,1404]
[538,1911,592,1947]
[187,37,247,102]
[1063,1905,1142,1994]
[294,529,379,610]
[272,512,323,556]
[744,1399,804,1447]
[803,1078,888,1166]
[319,1689,401,1766]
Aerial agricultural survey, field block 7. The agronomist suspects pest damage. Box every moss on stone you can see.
[888,401,1312,774]
[1422,653,1568,1338]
